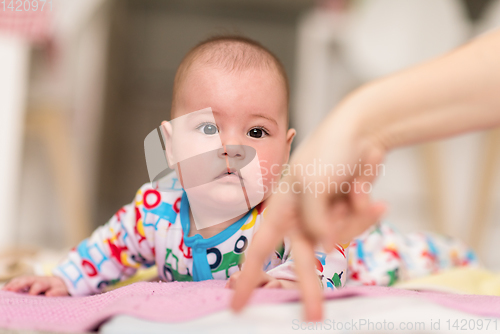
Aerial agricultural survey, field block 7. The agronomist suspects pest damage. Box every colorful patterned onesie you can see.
[52,172,347,296]
[53,172,477,295]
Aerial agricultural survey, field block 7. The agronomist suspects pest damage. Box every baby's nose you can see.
[218,145,246,159]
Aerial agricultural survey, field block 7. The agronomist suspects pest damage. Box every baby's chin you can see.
[203,183,248,206]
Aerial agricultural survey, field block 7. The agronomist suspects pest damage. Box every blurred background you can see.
[1,0,500,279]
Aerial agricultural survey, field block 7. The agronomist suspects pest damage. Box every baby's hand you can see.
[226,271,297,290]
[2,275,69,296]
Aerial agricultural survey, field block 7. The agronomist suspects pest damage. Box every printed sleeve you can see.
[265,239,349,290]
[52,183,179,296]
[347,222,478,286]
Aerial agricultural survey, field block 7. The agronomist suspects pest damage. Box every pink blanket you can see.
[1,281,500,332]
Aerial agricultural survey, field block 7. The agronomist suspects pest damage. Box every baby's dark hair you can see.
[171,35,289,115]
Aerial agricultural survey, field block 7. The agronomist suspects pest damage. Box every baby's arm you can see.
[51,185,158,296]
[3,184,160,297]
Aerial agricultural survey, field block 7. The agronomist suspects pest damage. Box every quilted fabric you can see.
[1,280,500,332]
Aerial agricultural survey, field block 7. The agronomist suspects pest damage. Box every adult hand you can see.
[232,28,500,321]
[231,105,387,320]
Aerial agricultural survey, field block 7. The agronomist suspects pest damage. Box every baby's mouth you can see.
[215,168,243,181]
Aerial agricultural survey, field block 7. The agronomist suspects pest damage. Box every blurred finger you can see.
[226,271,242,289]
[302,191,335,253]
[290,232,323,321]
[29,280,50,296]
[231,185,300,312]
[322,201,348,252]
[231,209,287,311]
[45,287,68,297]
[328,198,363,244]
[342,202,386,241]
[262,280,281,289]
[370,202,387,222]
[4,276,36,292]
[350,183,370,213]
[2,279,17,291]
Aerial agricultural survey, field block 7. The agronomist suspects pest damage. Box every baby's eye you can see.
[197,123,219,135]
[247,127,268,138]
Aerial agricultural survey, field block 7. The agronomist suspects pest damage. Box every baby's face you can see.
[170,65,295,203]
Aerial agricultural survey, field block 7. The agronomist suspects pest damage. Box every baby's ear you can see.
[285,128,296,161]
[286,128,296,146]
[161,121,175,168]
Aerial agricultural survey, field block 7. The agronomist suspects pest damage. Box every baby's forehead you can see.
[184,62,285,89]
[171,38,289,118]
[173,65,288,122]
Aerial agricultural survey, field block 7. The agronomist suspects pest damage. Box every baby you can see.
[2,36,348,296]
[3,36,477,297]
